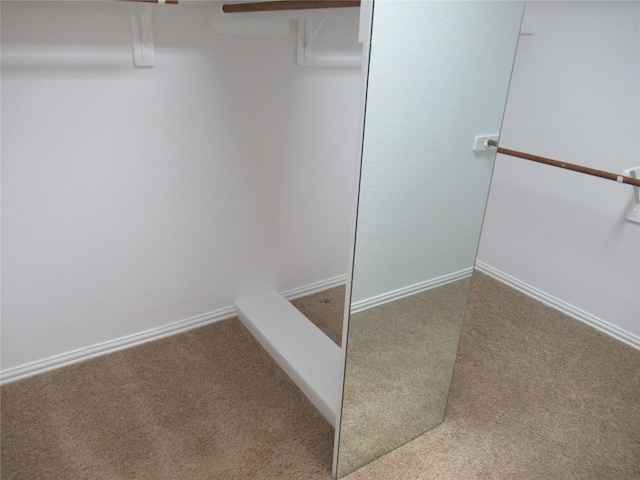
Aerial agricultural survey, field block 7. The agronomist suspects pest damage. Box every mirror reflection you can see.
[336,2,525,477]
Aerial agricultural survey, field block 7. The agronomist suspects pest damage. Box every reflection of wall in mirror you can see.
[350,1,526,308]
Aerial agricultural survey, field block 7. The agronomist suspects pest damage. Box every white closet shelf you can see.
[126,0,363,67]
[235,291,342,426]
[212,0,363,67]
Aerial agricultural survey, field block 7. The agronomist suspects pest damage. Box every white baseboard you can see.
[281,274,347,301]
[475,261,640,350]
[0,275,349,386]
[0,307,237,386]
[350,268,474,314]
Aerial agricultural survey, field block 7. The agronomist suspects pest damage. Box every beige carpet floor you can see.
[2,273,639,479]
[344,273,640,479]
[1,320,334,479]
[290,286,345,347]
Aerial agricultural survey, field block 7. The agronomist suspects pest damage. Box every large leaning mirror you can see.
[334,1,525,477]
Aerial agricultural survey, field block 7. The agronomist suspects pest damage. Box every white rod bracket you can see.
[130,3,155,67]
[623,166,640,223]
[473,134,499,153]
[623,167,640,203]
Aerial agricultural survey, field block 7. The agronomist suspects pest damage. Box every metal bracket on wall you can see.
[130,3,155,67]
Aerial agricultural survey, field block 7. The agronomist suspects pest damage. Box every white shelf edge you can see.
[235,291,342,426]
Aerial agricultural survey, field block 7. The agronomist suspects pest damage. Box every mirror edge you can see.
[331,0,374,477]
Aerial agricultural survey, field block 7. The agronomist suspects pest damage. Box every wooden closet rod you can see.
[486,140,640,187]
[222,1,360,14]
[123,0,179,4]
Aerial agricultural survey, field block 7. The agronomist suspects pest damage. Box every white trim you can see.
[235,292,341,427]
[281,274,347,301]
[0,275,349,386]
[350,268,474,314]
[475,261,640,350]
[0,306,236,386]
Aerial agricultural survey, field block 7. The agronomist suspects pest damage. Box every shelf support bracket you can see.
[297,19,325,66]
[130,3,155,67]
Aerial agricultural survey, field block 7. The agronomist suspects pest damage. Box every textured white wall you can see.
[477,1,640,342]
[1,1,362,372]
[350,1,524,303]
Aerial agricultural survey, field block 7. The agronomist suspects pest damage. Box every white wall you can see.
[477,1,640,346]
[350,1,524,305]
[1,1,363,378]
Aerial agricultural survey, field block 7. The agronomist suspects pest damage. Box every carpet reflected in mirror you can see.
[337,279,470,476]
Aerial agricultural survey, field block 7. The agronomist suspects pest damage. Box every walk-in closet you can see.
[2,1,638,479]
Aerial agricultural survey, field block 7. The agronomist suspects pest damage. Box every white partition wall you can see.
[477,1,640,348]
[1,1,363,382]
